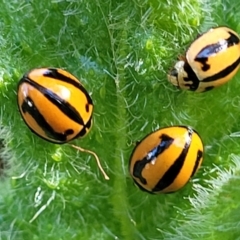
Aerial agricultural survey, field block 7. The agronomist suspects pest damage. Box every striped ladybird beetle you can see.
[17,67,109,179]
[129,126,203,194]
[17,68,93,143]
[168,27,240,92]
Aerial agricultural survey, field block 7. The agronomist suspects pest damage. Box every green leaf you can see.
[0,0,240,239]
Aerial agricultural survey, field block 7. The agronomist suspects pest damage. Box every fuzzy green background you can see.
[0,0,240,239]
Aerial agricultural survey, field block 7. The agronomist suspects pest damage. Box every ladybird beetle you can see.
[168,27,240,92]
[129,126,204,194]
[17,68,93,144]
[17,67,109,180]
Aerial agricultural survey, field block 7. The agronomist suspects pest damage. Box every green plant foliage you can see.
[0,0,240,239]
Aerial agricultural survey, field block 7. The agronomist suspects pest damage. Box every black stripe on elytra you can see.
[132,134,174,185]
[190,149,203,178]
[201,57,240,82]
[21,96,74,143]
[22,76,86,126]
[44,68,93,105]
[76,116,92,138]
[194,31,240,72]
[152,126,193,192]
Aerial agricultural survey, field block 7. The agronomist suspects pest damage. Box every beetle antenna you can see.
[70,144,109,180]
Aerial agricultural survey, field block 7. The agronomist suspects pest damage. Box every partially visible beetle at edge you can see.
[168,26,240,92]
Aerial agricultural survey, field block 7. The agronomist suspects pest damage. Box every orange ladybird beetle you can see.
[17,67,109,179]
[17,68,93,144]
[168,27,240,92]
[129,126,204,194]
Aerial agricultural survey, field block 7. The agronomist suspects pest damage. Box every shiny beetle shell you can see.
[17,68,93,144]
[168,27,240,92]
[129,126,204,194]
